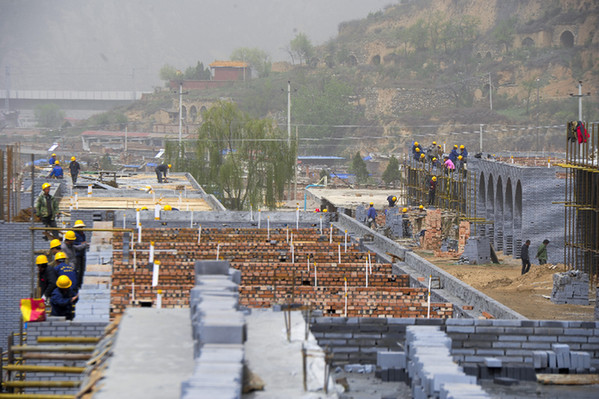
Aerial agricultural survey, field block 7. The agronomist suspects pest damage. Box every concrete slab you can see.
[95,308,194,399]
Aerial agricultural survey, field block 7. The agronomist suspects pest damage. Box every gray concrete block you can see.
[195,260,231,275]
[484,357,502,368]
[377,351,406,369]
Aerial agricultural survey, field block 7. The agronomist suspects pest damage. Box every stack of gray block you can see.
[533,343,592,373]
[551,270,589,305]
[377,350,408,382]
[181,260,245,399]
[405,326,489,399]
[461,237,490,265]
[385,208,403,237]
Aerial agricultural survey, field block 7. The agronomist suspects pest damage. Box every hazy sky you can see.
[0,0,394,91]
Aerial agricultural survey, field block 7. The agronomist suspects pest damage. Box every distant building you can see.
[169,60,249,91]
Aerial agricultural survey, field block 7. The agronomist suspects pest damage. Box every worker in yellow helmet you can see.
[69,156,81,185]
[48,160,64,179]
[387,195,398,207]
[428,176,437,206]
[49,153,57,165]
[36,254,57,300]
[62,230,89,289]
[155,162,170,183]
[50,275,78,320]
[35,182,60,239]
[366,202,377,229]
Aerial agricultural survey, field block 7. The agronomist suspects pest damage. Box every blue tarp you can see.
[362,155,373,161]
[146,163,158,167]
[25,159,50,166]
[330,173,354,179]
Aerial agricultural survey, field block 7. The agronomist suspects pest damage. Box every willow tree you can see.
[196,101,295,210]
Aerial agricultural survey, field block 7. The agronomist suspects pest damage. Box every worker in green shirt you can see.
[536,239,550,265]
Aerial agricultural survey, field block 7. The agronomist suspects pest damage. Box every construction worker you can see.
[155,163,171,183]
[449,145,459,163]
[48,239,62,267]
[401,207,412,238]
[62,230,88,289]
[459,145,468,162]
[428,176,437,206]
[73,220,88,287]
[413,147,421,161]
[50,275,78,321]
[35,183,60,239]
[444,156,455,173]
[426,141,437,160]
[387,195,397,207]
[48,153,57,165]
[54,251,78,292]
[36,254,57,301]
[48,160,64,179]
[431,157,441,168]
[536,239,550,265]
[456,155,464,171]
[419,153,426,163]
[521,240,531,275]
[365,202,377,229]
[69,156,81,185]
[411,141,420,156]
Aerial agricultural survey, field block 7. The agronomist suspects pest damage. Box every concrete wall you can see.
[0,222,53,352]
[468,158,565,264]
[310,317,599,369]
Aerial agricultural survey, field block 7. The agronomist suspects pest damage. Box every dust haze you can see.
[0,0,393,91]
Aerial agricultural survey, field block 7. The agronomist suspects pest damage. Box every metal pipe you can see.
[304,184,324,211]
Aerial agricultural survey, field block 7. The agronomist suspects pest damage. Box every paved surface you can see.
[307,188,405,210]
[95,308,194,399]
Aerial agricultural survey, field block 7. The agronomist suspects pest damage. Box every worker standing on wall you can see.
[35,183,60,239]
[62,230,89,289]
[69,156,81,185]
[155,163,171,183]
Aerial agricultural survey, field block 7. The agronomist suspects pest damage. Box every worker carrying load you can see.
[155,163,171,183]
[365,202,377,229]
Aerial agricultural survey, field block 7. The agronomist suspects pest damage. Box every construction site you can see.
[0,124,597,399]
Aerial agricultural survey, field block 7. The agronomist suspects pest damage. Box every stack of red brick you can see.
[110,227,453,319]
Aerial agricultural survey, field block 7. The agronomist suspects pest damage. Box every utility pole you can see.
[536,78,540,152]
[488,72,493,111]
[569,81,590,121]
[479,124,483,153]
[287,80,291,148]
[4,66,10,111]
[178,78,183,158]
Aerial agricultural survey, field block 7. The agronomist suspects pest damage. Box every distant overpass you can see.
[1,89,150,126]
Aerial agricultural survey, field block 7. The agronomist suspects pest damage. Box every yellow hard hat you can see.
[420,154,425,158]
[52,153,56,156]
[164,205,172,211]
[50,239,62,249]
[65,230,76,241]
[54,251,67,261]
[392,196,396,201]
[323,209,328,212]
[419,205,424,210]
[402,207,408,213]
[74,220,86,228]
[415,147,420,152]
[56,275,72,289]
[432,176,437,181]
[369,202,374,206]
[167,164,172,168]
[414,141,419,146]
[432,141,436,145]
[42,183,51,190]
[54,160,60,165]
[458,155,463,160]
[141,206,148,210]
[36,255,48,265]
[460,145,465,149]
[71,156,76,161]
[432,157,437,162]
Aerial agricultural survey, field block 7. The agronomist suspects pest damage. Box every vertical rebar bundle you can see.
[563,121,598,286]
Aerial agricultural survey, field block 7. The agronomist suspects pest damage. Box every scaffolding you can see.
[561,121,599,286]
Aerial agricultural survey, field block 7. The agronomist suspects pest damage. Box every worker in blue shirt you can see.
[49,160,64,179]
[51,275,78,320]
[459,145,468,162]
[48,153,57,165]
[449,145,459,163]
[53,251,78,291]
[366,202,377,229]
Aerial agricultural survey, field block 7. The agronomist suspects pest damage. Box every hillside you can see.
[113,0,598,156]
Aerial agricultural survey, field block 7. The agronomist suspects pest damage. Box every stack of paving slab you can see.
[356,205,367,224]
[551,270,589,305]
[532,343,592,373]
[405,325,489,399]
[384,207,403,237]
[181,260,246,399]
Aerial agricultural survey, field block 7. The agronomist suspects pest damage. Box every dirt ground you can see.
[417,250,596,320]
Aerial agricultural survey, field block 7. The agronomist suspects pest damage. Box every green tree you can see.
[184,61,211,80]
[289,33,314,65]
[159,64,179,83]
[493,18,516,52]
[350,152,369,184]
[231,47,271,78]
[382,156,401,186]
[34,103,64,128]
[195,101,295,210]
[407,19,428,51]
